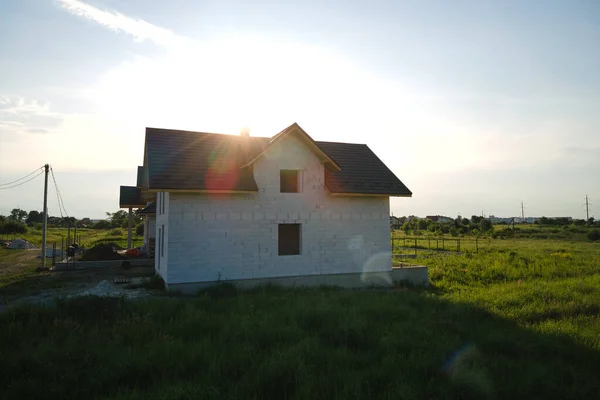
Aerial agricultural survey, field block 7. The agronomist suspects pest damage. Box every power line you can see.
[0,166,44,187]
[50,167,69,218]
[50,166,69,218]
[51,170,64,219]
[0,169,44,190]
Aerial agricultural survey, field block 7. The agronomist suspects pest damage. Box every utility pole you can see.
[521,201,525,224]
[41,164,49,269]
[585,195,590,223]
[585,194,590,224]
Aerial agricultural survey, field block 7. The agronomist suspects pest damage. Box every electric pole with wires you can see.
[41,164,49,269]
[584,195,591,224]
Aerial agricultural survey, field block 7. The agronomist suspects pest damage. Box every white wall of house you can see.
[143,215,156,244]
[148,217,156,239]
[154,192,170,282]
[164,134,392,285]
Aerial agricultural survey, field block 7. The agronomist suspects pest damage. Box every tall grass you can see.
[1,238,599,399]
[2,285,599,400]
[425,239,600,288]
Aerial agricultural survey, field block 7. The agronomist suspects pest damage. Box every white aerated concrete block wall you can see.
[165,134,392,285]
[154,192,170,283]
[143,215,156,248]
[148,217,156,239]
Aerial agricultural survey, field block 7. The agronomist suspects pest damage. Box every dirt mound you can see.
[82,244,125,261]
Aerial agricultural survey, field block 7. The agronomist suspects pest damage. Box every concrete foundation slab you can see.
[53,259,154,270]
[167,266,428,294]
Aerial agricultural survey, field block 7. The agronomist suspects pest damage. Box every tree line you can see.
[0,208,144,235]
[394,215,494,237]
[393,215,599,242]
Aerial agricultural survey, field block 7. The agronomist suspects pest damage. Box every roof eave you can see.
[143,188,258,194]
[119,203,146,208]
[328,192,412,197]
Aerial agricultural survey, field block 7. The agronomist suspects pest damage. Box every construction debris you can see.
[6,239,37,249]
[81,243,125,261]
[71,280,148,299]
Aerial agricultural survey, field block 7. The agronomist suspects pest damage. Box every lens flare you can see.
[443,344,495,397]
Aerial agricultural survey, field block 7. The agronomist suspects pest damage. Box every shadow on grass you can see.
[0,268,72,303]
[0,286,598,400]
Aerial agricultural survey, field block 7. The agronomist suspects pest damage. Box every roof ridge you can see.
[316,140,368,146]
[145,127,270,139]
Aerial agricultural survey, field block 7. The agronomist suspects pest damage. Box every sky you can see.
[0,0,599,220]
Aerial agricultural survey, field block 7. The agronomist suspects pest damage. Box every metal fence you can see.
[391,236,490,258]
[90,238,144,249]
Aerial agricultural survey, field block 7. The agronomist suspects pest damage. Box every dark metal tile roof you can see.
[146,128,268,191]
[144,126,411,196]
[136,166,143,187]
[138,202,156,215]
[119,186,144,208]
[317,141,412,196]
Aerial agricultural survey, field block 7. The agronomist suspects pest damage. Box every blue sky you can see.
[1,0,599,219]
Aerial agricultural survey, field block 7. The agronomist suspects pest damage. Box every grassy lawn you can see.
[1,238,599,399]
[0,248,58,302]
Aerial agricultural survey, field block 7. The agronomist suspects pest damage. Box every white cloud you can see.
[55,0,190,47]
[0,96,63,138]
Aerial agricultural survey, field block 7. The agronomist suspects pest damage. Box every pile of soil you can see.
[82,244,126,261]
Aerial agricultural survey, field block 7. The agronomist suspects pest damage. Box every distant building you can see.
[489,215,514,224]
[390,216,403,229]
[426,215,454,223]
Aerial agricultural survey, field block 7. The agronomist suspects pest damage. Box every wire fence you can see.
[91,238,144,249]
[391,236,493,259]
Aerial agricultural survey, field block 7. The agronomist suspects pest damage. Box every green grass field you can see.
[0,227,142,248]
[1,234,599,399]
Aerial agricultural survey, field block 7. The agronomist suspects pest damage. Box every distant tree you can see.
[26,210,43,225]
[471,215,482,224]
[0,215,5,223]
[417,218,430,230]
[402,222,411,235]
[588,217,595,226]
[539,216,550,225]
[93,220,112,229]
[479,218,493,232]
[47,216,60,227]
[60,216,77,227]
[79,217,92,227]
[587,229,600,242]
[136,223,144,236]
[106,210,141,228]
[555,217,571,226]
[0,220,27,234]
[9,208,27,222]
[461,217,470,226]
